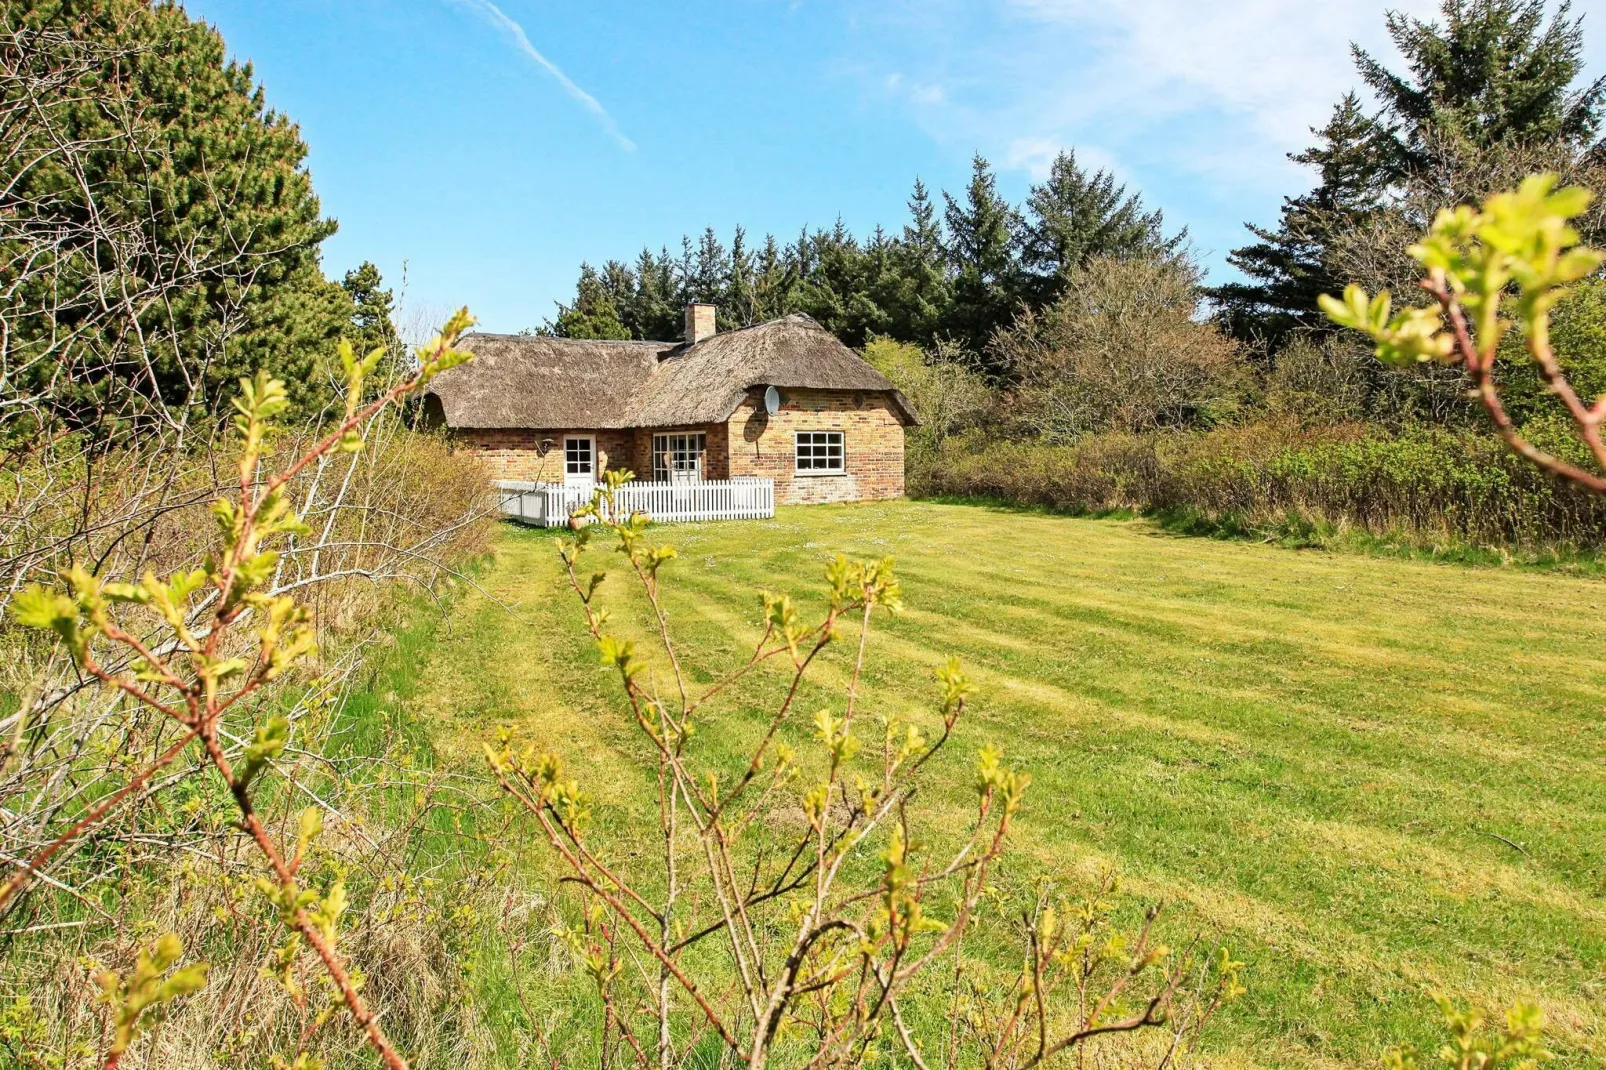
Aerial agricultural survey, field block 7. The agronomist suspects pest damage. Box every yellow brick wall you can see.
[452,390,906,505]
[628,424,732,481]
[725,388,905,505]
[452,428,634,482]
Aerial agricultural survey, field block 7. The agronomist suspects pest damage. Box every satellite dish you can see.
[763,385,781,415]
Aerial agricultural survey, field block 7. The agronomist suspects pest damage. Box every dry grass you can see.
[0,424,498,1069]
[915,422,1606,553]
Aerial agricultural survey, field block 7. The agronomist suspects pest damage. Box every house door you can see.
[654,432,706,484]
[563,436,596,487]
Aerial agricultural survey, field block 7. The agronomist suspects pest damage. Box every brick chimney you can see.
[684,303,717,345]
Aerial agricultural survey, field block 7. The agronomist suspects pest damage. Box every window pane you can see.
[566,438,592,474]
[654,433,705,480]
[795,432,844,473]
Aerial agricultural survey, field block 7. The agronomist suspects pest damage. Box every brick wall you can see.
[452,428,634,482]
[452,390,906,506]
[725,388,905,505]
[627,424,731,480]
[454,426,732,483]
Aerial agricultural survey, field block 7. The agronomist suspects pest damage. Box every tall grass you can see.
[914,421,1606,551]
[0,424,501,1068]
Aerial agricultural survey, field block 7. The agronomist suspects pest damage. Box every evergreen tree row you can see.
[542,152,1182,375]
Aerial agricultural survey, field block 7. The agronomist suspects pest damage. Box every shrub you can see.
[1321,174,1606,495]
[915,421,1606,549]
[863,335,993,454]
[1264,334,1377,424]
[992,257,1250,439]
[2,319,492,1068]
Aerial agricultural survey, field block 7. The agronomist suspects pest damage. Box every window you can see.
[564,436,594,477]
[653,432,706,482]
[794,431,845,474]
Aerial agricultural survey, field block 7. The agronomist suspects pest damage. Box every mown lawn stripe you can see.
[409,504,1606,1067]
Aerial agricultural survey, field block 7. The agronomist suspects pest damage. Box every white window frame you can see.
[653,432,706,482]
[794,431,845,475]
[563,435,595,484]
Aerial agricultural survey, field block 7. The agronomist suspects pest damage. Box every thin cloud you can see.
[855,0,1438,191]
[1006,0,1437,151]
[448,0,635,151]
[1004,137,1120,182]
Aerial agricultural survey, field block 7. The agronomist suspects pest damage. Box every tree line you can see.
[540,152,1182,376]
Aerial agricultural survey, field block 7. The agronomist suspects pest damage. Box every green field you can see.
[410,500,1606,1067]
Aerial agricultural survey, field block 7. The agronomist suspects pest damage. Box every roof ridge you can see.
[464,314,821,350]
[462,331,665,347]
[433,314,915,429]
[663,312,823,354]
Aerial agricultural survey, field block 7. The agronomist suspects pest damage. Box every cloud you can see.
[884,71,948,107]
[1005,0,1438,152]
[1002,137,1058,180]
[1003,137,1122,182]
[447,0,635,151]
[859,0,1441,191]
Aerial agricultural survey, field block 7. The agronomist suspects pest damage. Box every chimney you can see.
[684,303,717,345]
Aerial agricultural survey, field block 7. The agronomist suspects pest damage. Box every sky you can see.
[183,0,1606,336]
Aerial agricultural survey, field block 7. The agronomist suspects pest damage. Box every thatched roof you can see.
[425,335,664,429]
[427,314,916,429]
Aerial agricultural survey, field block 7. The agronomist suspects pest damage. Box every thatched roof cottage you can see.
[424,305,916,506]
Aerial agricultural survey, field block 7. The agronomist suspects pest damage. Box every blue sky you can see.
[185,0,1606,336]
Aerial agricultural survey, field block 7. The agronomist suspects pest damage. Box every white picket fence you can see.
[493,478,775,528]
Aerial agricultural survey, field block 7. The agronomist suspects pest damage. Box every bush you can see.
[0,326,498,1068]
[862,334,993,452]
[916,421,1606,550]
[1264,334,1376,424]
[991,257,1250,438]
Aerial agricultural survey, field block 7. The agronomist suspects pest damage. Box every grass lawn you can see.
[407,500,1606,1068]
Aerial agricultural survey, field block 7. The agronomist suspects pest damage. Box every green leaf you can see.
[1556,248,1604,283]
[101,582,149,604]
[11,585,87,660]
[240,716,291,788]
[12,585,76,632]
[1543,183,1592,220]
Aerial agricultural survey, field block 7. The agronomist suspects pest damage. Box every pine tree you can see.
[848,226,895,346]
[886,178,951,343]
[676,236,697,309]
[943,154,1022,365]
[1017,150,1181,308]
[1222,0,1605,344]
[627,247,681,341]
[4,0,354,423]
[1355,0,1605,172]
[550,264,630,340]
[688,227,729,307]
[1213,96,1389,342]
[725,226,756,327]
[792,225,814,282]
[341,262,401,360]
[797,219,884,346]
[752,234,795,323]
